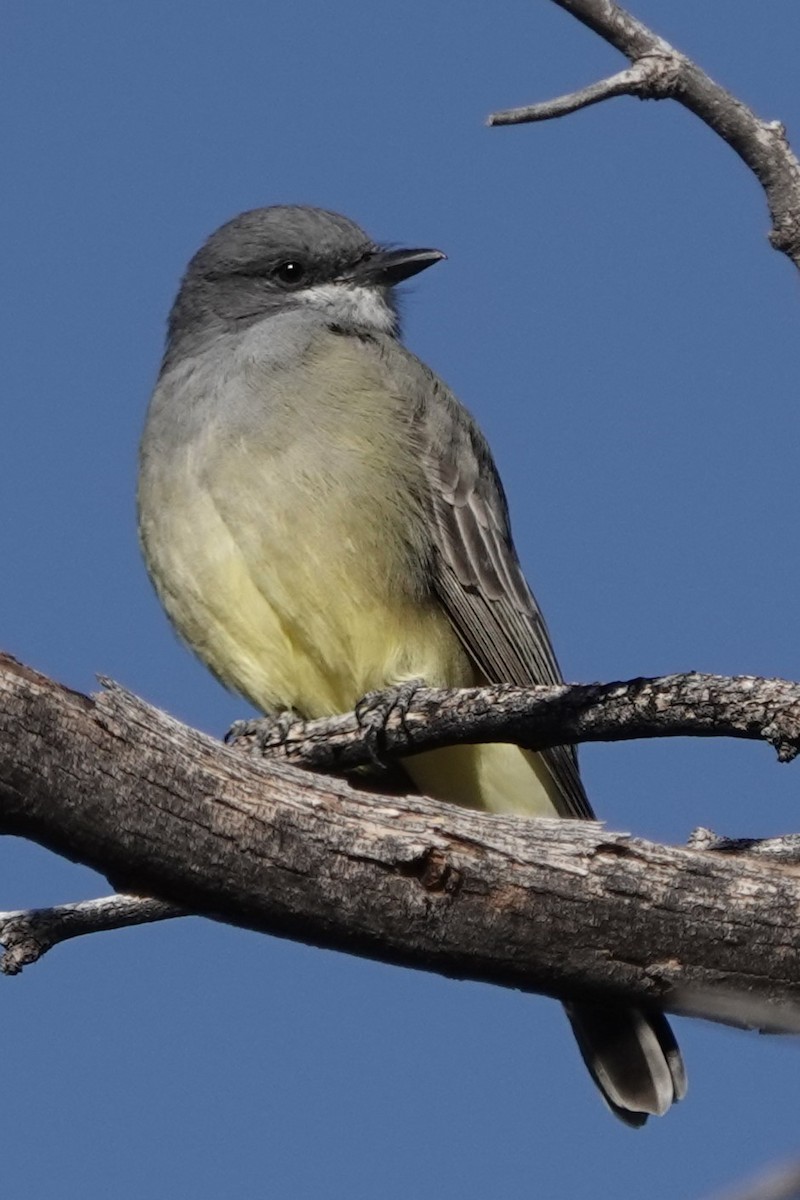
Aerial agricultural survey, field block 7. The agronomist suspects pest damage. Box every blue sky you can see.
[4,3,800,1197]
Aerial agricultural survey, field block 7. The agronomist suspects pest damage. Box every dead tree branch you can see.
[487,0,800,270]
[227,671,800,768]
[0,895,184,976]
[2,651,800,1033]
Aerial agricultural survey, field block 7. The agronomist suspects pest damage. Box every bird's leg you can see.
[354,678,426,769]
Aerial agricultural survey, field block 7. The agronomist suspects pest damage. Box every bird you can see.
[138,204,686,1125]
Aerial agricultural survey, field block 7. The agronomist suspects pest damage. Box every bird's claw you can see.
[225,709,303,754]
[354,679,424,769]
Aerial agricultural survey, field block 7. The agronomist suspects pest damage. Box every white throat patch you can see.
[298,282,397,334]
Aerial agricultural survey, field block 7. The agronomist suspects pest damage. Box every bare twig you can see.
[227,672,800,769]
[0,895,182,975]
[488,0,800,269]
[489,57,676,124]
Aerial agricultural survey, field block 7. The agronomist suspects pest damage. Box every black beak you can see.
[342,247,446,287]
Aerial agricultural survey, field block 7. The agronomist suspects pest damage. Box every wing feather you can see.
[409,365,593,821]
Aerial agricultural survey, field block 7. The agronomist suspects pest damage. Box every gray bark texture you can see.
[2,651,800,1032]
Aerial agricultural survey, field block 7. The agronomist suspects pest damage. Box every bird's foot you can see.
[354,678,424,769]
[225,708,304,755]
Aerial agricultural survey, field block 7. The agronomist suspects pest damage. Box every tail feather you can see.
[565,1002,687,1127]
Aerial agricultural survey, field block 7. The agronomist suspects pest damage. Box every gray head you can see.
[163,205,444,368]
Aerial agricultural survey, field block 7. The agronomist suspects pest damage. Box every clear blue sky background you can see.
[4,3,800,1197]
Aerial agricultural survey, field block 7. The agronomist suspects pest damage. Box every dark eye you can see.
[274,260,307,286]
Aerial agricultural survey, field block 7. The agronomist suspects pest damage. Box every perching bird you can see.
[138,205,686,1125]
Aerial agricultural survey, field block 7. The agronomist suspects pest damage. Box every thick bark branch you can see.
[487,0,800,269]
[6,824,799,978]
[2,651,800,1031]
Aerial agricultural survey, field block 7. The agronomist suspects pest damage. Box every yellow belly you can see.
[140,399,562,821]
[142,469,471,713]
